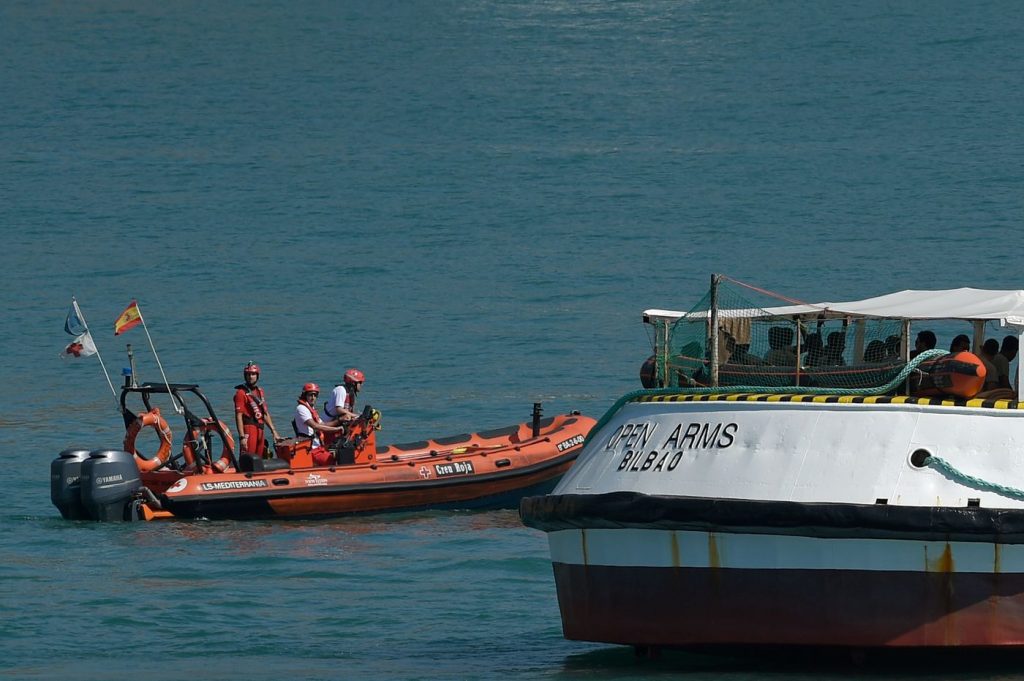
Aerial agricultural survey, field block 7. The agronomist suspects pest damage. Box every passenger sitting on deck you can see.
[910,330,936,359]
[764,327,797,366]
[822,332,847,366]
[864,340,886,363]
[884,335,901,360]
[293,383,343,449]
[949,334,971,354]
[992,336,1014,389]
[803,332,826,367]
[999,336,1019,390]
[980,339,1000,391]
[728,340,763,366]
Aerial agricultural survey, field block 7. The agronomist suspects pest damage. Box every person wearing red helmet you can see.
[324,368,365,424]
[293,382,343,450]
[233,362,282,457]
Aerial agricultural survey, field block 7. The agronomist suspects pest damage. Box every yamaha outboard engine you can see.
[50,448,92,520]
[79,449,143,521]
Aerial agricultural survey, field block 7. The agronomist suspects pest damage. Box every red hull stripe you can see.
[552,562,1024,648]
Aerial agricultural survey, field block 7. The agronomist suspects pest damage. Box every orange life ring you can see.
[124,408,173,472]
[183,418,236,473]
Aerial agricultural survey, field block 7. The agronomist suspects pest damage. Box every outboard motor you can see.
[50,448,92,520]
[79,449,143,521]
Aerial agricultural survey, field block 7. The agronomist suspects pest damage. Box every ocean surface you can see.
[2,1,1023,679]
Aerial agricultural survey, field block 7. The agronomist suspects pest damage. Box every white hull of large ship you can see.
[522,394,1024,648]
[556,395,1024,509]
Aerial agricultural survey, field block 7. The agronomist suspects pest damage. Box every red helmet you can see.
[243,362,260,377]
[302,382,320,394]
[344,368,365,384]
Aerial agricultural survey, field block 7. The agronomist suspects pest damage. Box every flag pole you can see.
[135,304,183,415]
[71,297,120,409]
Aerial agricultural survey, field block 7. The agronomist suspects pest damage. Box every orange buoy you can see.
[926,351,987,398]
[640,355,657,388]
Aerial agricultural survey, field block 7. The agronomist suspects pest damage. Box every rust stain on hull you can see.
[708,532,720,569]
[924,543,955,573]
[923,543,957,645]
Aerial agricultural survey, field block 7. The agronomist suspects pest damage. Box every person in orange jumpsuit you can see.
[234,362,282,457]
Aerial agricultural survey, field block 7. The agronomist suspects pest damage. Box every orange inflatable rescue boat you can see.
[51,382,595,521]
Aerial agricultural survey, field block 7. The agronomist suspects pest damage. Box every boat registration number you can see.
[434,461,475,477]
[557,434,585,452]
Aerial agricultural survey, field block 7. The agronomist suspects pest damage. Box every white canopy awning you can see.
[644,288,1024,327]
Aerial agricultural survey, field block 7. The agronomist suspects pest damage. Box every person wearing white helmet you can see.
[324,368,365,423]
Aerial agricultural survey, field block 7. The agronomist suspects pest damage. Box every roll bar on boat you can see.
[119,382,238,472]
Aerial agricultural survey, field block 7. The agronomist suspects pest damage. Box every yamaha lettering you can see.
[434,461,475,477]
[199,479,269,491]
[615,422,738,473]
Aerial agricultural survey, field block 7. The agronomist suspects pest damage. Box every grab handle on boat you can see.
[532,402,543,438]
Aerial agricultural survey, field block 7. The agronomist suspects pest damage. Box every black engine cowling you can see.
[50,448,92,520]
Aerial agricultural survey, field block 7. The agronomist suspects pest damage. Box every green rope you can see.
[585,349,951,446]
[925,455,1024,501]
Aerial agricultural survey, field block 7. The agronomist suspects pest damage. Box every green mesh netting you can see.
[649,278,906,391]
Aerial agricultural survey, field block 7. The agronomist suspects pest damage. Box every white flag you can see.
[60,331,97,360]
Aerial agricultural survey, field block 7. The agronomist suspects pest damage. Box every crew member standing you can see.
[234,362,282,457]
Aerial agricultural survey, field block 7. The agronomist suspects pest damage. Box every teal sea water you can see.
[2,1,1023,679]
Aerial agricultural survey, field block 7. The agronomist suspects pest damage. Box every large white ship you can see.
[521,276,1024,651]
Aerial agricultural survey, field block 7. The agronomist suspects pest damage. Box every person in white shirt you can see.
[324,368,365,423]
[293,383,343,448]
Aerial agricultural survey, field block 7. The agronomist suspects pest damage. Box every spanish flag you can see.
[114,300,142,336]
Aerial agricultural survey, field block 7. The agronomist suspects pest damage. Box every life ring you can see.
[124,408,173,472]
[182,418,236,473]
